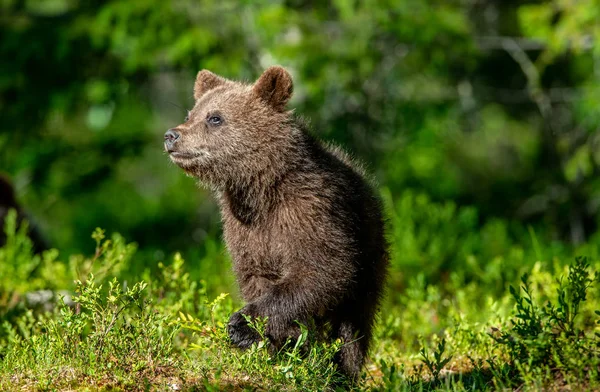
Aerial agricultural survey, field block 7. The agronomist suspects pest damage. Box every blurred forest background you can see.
[2,0,600,286]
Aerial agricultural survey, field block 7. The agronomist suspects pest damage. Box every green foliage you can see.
[0,210,44,293]
[1,222,600,390]
[420,337,453,381]
[492,257,600,387]
[383,189,574,296]
[545,257,597,336]
[2,0,600,256]
[0,236,179,390]
[2,1,600,390]
[177,295,346,390]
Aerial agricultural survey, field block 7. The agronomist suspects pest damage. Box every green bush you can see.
[492,257,600,388]
[1,220,600,390]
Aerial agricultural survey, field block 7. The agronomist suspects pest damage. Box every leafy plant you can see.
[492,257,600,387]
[545,257,597,336]
[420,337,453,382]
[0,210,44,295]
[0,229,180,390]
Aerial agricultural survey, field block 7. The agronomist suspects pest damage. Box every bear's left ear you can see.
[253,66,293,111]
[194,70,227,100]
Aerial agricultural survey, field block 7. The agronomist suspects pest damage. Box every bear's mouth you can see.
[170,151,201,159]
[168,150,209,165]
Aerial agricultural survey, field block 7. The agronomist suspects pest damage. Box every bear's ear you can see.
[253,66,293,111]
[194,70,226,100]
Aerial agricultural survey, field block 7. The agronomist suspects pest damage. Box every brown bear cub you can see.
[164,66,388,379]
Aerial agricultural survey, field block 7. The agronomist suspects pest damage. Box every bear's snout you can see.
[164,129,180,152]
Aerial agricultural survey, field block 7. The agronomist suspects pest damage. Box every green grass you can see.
[1,197,599,391]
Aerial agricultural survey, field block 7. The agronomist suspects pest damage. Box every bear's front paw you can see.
[227,310,261,349]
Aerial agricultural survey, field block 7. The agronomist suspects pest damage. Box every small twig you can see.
[96,299,129,353]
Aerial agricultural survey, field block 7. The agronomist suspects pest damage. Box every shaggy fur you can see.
[165,66,388,379]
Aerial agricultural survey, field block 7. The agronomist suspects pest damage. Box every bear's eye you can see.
[184,110,191,122]
[207,115,223,126]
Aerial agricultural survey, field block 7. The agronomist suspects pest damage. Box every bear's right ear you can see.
[194,70,226,100]
[253,66,293,111]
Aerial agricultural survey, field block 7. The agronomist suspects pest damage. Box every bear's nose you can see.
[164,129,180,151]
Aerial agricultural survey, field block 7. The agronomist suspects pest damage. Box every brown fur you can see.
[0,174,48,253]
[165,66,389,380]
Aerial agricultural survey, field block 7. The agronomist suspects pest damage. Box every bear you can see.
[164,66,389,380]
[0,174,49,253]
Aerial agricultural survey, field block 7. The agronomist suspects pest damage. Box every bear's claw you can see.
[227,311,261,348]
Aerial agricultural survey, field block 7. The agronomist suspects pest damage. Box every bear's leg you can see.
[227,300,307,350]
[335,317,371,381]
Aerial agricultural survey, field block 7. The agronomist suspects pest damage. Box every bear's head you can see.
[165,66,296,190]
